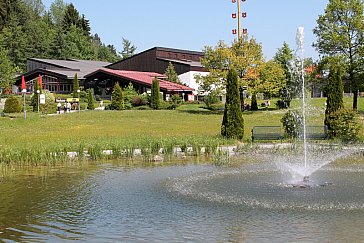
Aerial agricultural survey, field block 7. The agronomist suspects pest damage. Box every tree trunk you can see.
[353,90,358,111]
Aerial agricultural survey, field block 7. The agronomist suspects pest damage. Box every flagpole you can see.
[21,76,26,120]
[23,92,26,119]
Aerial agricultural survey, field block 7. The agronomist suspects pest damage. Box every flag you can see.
[21,76,26,92]
[38,75,42,89]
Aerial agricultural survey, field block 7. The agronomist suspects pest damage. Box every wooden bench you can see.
[305,125,328,140]
[251,126,282,142]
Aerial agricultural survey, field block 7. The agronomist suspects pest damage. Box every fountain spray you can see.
[295,27,308,182]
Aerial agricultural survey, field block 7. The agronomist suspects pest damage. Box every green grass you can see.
[1,97,364,165]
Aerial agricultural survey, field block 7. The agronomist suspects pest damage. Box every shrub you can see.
[251,93,258,111]
[87,89,95,110]
[326,109,360,142]
[111,82,124,110]
[3,96,22,113]
[281,110,303,139]
[40,90,56,114]
[131,95,148,107]
[169,94,183,109]
[150,78,160,109]
[203,91,220,109]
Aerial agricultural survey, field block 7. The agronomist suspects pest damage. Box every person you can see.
[63,103,67,113]
[66,101,71,112]
[57,102,62,114]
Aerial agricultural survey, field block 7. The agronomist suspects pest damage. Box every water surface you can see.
[1,161,364,242]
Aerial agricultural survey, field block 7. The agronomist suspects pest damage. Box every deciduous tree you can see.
[313,0,364,110]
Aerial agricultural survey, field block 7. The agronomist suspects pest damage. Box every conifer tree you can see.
[111,82,124,110]
[72,73,79,98]
[87,88,95,110]
[251,93,258,111]
[324,58,344,136]
[164,62,181,84]
[221,69,244,139]
[150,77,160,109]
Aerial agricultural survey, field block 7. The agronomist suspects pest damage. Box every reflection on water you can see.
[1,162,364,242]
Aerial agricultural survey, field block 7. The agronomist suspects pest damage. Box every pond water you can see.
[1,159,364,242]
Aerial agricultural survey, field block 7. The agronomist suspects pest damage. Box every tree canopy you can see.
[313,0,364,110]
[0,0,123,91]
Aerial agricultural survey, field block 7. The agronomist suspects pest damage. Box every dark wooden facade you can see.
[107,47,206,75]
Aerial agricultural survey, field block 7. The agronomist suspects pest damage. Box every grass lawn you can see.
[1,97,364,152]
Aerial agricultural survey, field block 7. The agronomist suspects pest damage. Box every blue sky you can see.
[42,0,329,60]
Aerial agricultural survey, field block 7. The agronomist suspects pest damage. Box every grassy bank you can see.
[1,97,364,165]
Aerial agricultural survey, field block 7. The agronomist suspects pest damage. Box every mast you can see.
[232,0,247,40]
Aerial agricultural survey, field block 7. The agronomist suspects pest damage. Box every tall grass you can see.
[1,98,364,166]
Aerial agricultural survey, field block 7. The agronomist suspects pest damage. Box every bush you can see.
[203,91,220,109]
[131,95,148,107]
[87,89,95,110]
[276,100,289,109]
[251,93,258,111]
[326,109,360,143]
[3,96,22,113]
[169,94,183,109]
[281,110,303,139]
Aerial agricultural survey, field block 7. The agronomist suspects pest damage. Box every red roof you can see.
[96,68,194,92]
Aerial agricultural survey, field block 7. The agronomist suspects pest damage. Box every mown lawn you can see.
[1,97,364,151]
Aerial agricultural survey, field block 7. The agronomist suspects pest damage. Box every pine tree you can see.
[120,37,136,59]
[221,69,244,139]
[87,88,95,110]
[324,58,344,137]
[72,73,79,98]
[164,62,181,84]
[111,82,124,110]
[150,77,160,110]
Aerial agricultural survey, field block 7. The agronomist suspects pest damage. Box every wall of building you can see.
[179,71,209,95]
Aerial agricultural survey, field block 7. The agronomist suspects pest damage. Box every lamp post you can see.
[77,89,80,113]
[36,90,40,113]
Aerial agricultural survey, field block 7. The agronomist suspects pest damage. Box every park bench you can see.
[305,125,328,140]
[251,126,283,142]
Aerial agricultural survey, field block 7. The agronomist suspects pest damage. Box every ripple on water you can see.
[166,166,364,211]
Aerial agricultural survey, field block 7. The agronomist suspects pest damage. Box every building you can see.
[15,47,208,100]
[15,58,111,93]
[84,68,194,100]
[107,47,209,97]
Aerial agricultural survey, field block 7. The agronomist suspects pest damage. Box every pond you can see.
[1,158,364,242]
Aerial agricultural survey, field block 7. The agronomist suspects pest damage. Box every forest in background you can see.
[0,0,127,88]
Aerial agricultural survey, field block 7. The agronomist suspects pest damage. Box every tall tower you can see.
[232,0,247,39]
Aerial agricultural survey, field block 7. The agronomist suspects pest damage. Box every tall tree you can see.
[221,69,244,139]
[62,3,80,32]
[49,0,67,27]
[60,25,94,59]
[120,37,136,59]
[150,77,160,110]
[164,62,181,84]
[0,48,17,91]
[273,42,294,106]
[196,37,264,96]
[313,0,364,110]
